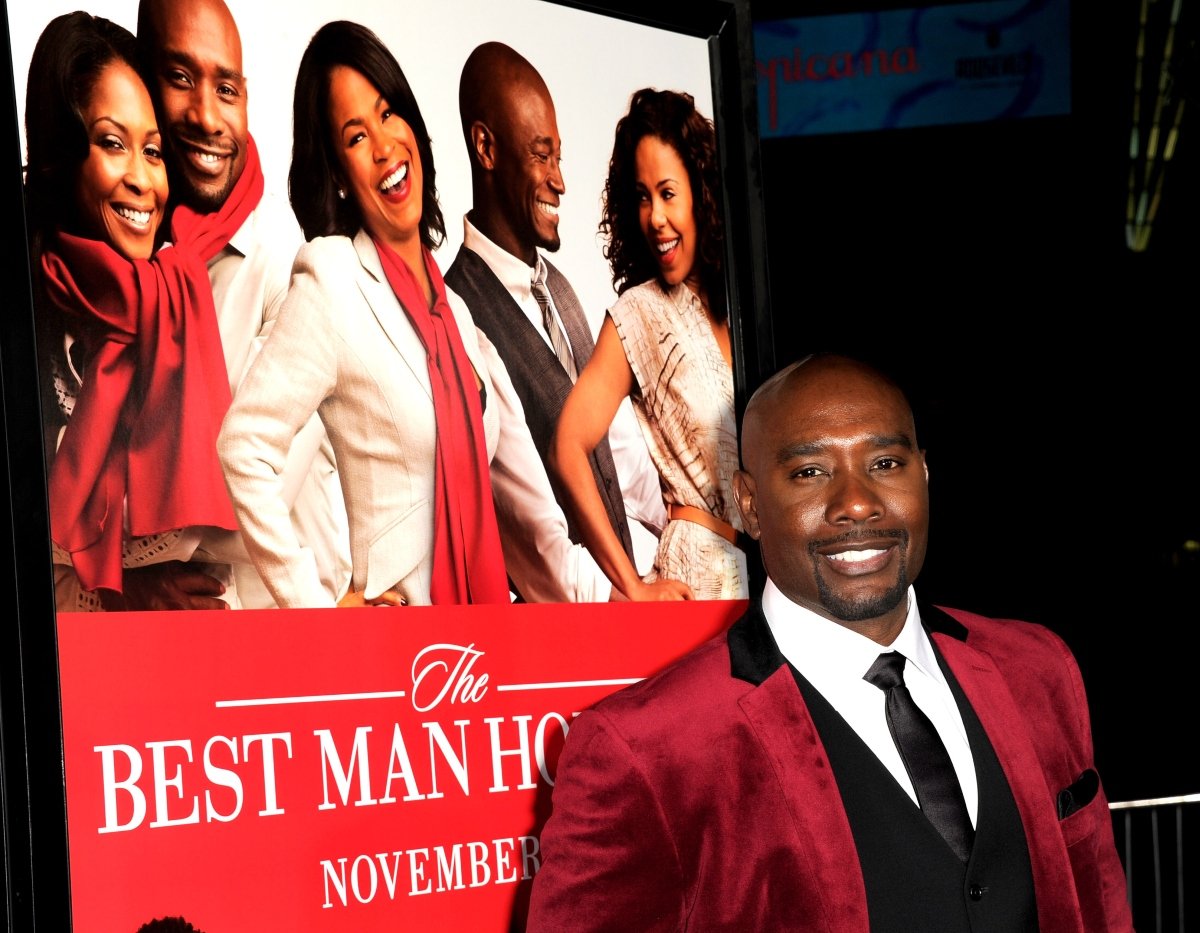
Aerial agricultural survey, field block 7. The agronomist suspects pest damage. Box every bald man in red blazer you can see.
[526,356,1132,932]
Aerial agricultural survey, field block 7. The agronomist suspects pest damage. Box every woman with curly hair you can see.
[550,89,746,601]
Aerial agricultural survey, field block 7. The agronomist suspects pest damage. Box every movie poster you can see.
[7,0,749,927]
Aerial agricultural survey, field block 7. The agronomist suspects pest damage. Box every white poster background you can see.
[8,0,712,334]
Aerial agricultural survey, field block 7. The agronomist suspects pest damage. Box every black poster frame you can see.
[0,1,769,928]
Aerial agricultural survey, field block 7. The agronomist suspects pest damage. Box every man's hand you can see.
[100,561,229,611]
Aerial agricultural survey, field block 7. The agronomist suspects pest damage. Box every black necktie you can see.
[864,651,974,862]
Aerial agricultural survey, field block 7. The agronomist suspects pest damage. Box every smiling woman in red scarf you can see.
[25,12,260,600]
[217,21,510,608]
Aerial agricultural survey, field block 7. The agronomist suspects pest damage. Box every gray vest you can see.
[445,247,634,567]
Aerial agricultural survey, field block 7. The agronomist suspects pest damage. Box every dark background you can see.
[749,0,1198,802]
[0,0,1194,926]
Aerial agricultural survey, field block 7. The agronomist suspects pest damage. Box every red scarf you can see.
[372,237,510,605]
[40,137,265,595]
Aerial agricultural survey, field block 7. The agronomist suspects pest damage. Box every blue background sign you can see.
[754,0,1072,137]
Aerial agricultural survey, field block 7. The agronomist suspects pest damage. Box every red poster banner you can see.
[59,600,745,931]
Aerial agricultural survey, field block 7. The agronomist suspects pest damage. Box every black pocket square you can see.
[1057,768,1100,819]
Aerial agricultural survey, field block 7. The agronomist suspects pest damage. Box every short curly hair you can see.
[599,89,724,317]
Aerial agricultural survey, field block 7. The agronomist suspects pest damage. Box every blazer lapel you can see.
[728,607,871,933]
[352,229,432,401]
[542,257,596,371]
[926,607,1085,933]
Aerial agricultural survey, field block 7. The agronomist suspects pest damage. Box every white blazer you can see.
[218,230,499,608]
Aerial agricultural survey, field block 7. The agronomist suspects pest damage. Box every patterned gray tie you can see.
[531,266,577,382]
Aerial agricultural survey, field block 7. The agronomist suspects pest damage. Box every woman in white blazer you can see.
[219,21,520,609]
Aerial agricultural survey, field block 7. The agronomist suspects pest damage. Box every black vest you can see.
[445,247,634,566]
[792,655,1037,933]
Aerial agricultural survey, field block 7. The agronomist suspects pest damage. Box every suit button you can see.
[969,885,985,901]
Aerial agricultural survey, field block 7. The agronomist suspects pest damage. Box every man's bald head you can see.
[458,42,564,263]
[458,43,550,151]
[137,0,248,211]
[740,355,915,474]
[139,0,237,46]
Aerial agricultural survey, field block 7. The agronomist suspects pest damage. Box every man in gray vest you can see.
[445,43,666,582]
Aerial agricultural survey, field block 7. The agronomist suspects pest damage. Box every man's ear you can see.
[920,450,929,483]
[732,470,761,541]
[471,121,496,171]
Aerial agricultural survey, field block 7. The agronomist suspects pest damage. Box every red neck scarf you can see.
[40,137,265,595]
[372,237,510,605]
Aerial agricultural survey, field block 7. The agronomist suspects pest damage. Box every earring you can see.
[337,187,346,200]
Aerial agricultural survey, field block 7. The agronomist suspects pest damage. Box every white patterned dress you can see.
[608,280,747,599]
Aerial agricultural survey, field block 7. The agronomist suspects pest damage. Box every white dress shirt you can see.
[475,330,612,603]
[461,217,668,575]
[762,579,979,825]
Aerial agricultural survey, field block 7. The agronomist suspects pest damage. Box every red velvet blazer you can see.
[526,602,1133,932]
